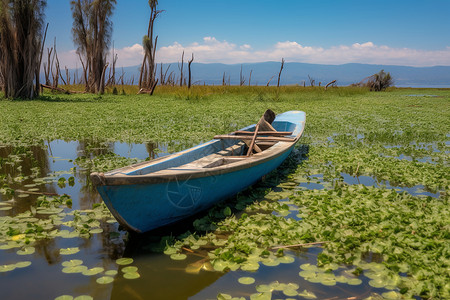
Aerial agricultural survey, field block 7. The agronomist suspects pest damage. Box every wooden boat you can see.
[90,110,306,233]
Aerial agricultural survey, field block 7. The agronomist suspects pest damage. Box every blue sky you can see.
[45,0,450,68]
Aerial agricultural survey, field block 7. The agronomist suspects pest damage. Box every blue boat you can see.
[90,110,306,233]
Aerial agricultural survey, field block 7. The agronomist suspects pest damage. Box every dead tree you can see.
[239,64,245,86]
[179,50,184,87]
[277,58,284,88]
[106,42,118,86]
[248,70,252,86]
[71,0,116,94]
[65,67,71,85]
[139,0,162,94]
[188,53,194,89]
[222,72,226,86]
[159,63,171,85]
[43,47,53,85]
[325,80,337,90]
[308,75,315,87]
[358,70,393,91]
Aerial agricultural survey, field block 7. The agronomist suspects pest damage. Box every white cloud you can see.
[53,38,450,68]
[155,38,450,67]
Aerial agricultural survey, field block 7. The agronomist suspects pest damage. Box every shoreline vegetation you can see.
[0,86,449,299]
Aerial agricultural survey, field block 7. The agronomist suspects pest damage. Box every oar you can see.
[246,109,277,156]
[246,122,260,156]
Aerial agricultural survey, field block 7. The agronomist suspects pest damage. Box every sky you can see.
[45,0,450,69]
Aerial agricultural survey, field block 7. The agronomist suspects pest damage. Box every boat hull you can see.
[93,110,306,233]
[97,146,294,232]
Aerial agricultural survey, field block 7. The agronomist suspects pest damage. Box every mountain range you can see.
[52,62,450,88]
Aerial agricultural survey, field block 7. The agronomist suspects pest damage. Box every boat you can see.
[90,110,306,233]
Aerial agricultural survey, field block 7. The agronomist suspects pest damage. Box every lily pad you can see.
[121,266,138,273]
[116,257,133,265]
[300,263,319,271]
[17,246,35,255]
[347,278,362,285]
[62,265,88,274]
[369,278,386,288]
[298,290,317,299]
[283,288,298,297]
[382,291,402,299]
[96,276,114,284]
[0,264,16,272]
[123,272,140,279]
[276,255,295,264]
[82,267,104,276]
[238,277,255,285]
[104,270,118,276]
[241,261,259,271]
[62,260,83,267]
[170,253,187,261]
[15,261,32,268]
[60,247,80,255]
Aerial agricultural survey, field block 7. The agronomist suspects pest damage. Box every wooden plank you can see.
[244,140,262,153]
[234,130,292,136]
[214,135,295,142]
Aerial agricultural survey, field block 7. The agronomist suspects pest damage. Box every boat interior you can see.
[115,120,298,176]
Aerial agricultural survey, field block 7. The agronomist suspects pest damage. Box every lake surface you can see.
[0,140,443,299]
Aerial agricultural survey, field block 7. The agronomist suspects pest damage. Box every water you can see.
[0,140,443,299]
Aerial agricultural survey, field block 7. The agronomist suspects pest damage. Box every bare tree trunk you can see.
[188,53,194,89]
[36,23,49,95]
[308,75,315,87]
[249,70,252,86]
[44,48,52,85]
[266,75,275,86]
[138,53,147,90]
[239,64,245,86]
[277,58,284,88]
[222,72,226,86]
[78,52,88,90]
[179,50,184,87]
[139,2,161,92]
[325,80,336,90]
[99,62,108,94]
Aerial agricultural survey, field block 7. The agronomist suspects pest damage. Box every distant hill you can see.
[49,62,450,88]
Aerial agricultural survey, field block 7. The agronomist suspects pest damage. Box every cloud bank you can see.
[59,37,450,68]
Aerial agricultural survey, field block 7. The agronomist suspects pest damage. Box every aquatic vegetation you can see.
[0,87,449,299]
[75,153,143,173]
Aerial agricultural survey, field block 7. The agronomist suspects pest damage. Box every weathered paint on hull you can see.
[97,146,294,232]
